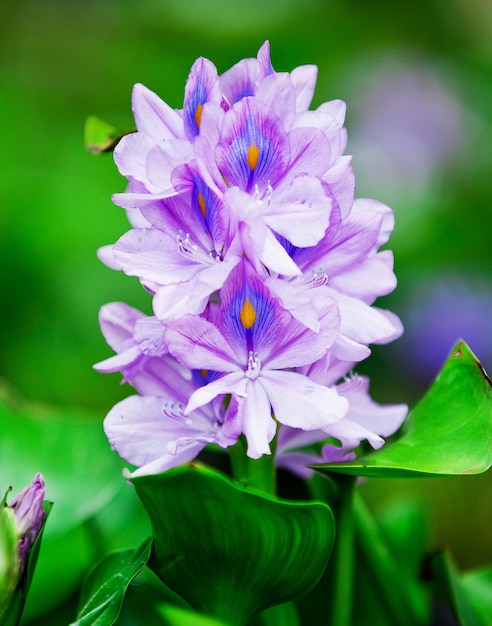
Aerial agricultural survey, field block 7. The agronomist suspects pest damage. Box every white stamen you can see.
[246,351,261,380]
[176,230,223,265]
[163,401,185,419]
[253,181,273,206]
[305,268,328,288]
[177,230,198,255]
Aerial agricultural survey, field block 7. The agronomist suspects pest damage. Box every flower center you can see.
[246,351,261,380]
[305,268,328,288]
[176,230,223,264]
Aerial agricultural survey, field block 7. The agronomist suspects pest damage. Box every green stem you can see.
[353,493,429,626]
[230,438,301,626]
[329,476,356,626]
[229,436,276,495]
[308,474,356,626]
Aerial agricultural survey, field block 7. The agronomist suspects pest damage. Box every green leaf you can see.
[427,551,484,626]
[315,341,492,478]
[69,538,152,626]
[158,604,232,626]
[133,465,335,626]
[84,116,134,154]
[461,567,492,625]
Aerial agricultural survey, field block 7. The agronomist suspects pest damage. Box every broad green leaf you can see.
[69,538,152,626]
[428,551,484,626]
[315,341,492,477]
[133,465,335,626]
[84,116,134,153]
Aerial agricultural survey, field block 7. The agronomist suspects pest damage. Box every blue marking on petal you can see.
[219,262,279,358]
[218,99,287,194]
[190,172,228,251]
[183,58,220,140]
[184,77,208,139]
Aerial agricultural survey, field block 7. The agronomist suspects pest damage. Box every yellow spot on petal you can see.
[240,298,257,329]
[194,103,203,129]
[197,192,206,217]
[246,142,260,171]
[200,369,208,379]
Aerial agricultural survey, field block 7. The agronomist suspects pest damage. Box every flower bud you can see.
[0,474,46,618]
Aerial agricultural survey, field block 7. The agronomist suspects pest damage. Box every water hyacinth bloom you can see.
[96,42,406,476]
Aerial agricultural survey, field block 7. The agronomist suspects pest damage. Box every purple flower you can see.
[165,260,349,458]
[95,42,405,475]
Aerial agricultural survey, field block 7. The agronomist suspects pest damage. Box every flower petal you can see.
[240,380,277,458]
[132,83,184,139]
[260,370,348,430]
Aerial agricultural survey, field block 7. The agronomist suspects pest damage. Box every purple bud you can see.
[10,473,45,574]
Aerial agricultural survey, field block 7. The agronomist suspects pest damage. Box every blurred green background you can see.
[1,0,492,619]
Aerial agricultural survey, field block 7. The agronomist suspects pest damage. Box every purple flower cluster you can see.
[96,42,407,477]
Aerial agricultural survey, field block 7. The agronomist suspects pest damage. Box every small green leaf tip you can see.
[84,115,135,154]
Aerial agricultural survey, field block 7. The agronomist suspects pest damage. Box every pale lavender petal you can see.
[129,444,206,477]
[132,83,184,139]
[225,187,301,278]
[290,64,318,112]
[220,58,260,105]
[264,298,339,369]
[134,317,167,356]
[145,140,195,192]
[98,302,145,352]
[260,370,348,430]
[337,375,408,439]
[254,72,297,127]
[94,345,142,374]
[240,380,276,458]
[353,198,395,247]
[332,334,372,363]
[329,251,397,300]
[113,132,160,191]
[166,316,243,372]
[264,176,331,247]
[286,127,332,179]
[256,40,274,76]
[152,253,240,322]
[113,228,199,284]
[265,277,321,332]
[104,395,220,471]
[292,110,342,159]
[328,289,402,346]
[186,372,247,413]
[316,99,347,128]
[97,244,123,271]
